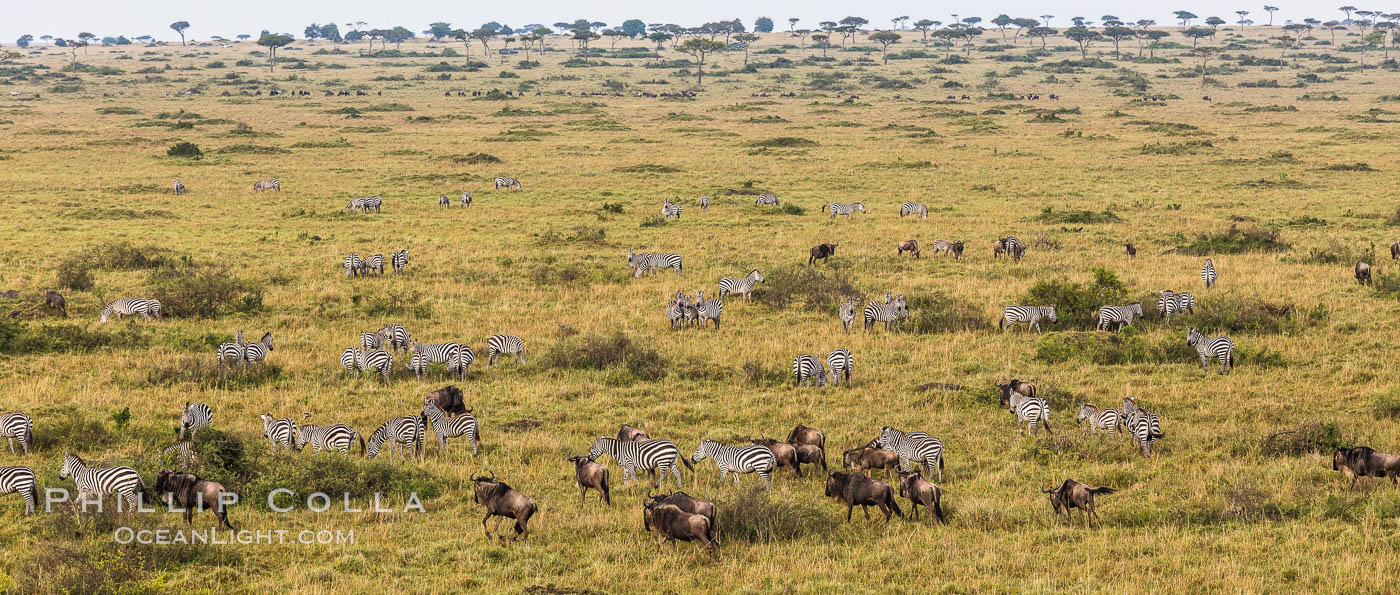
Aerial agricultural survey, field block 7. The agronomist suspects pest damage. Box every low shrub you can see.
[0,319,148,355]
[902,292,992,333]
[1033,207,1123,224]
[780,203,805,216]
[1034,331,1194,365]
[543,332,668,382]
[351,290,434,319]
[165,141,202,159]
[712,487,833,541]
[1173,225,1290,255]
[147,264,264,319]
[1018,267,1129,331]
[745,137,818,148]
[763,263,859,313]
[144,356,283,389]
[1261,422,1343,457]
[1189,294,1322,334]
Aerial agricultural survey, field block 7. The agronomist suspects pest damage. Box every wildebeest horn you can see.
[1041,487,1053,493]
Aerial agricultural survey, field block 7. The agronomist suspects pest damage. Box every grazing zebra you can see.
[662,198,682,219]
[495,176,522,191]
[161,441,196,470]
[1076,404,1119,438]
[864,294,908,332]
[628,249,683,277]
[1176,292,1196,315]
[377,324,412,351]
[1157,290,1180,323]
[875,427,945,482]
[587,437,689,489]
[344,254,363,278]
[754,193,779,206]
[172,179,185,195]
[461,191,472,207]
[218,331,245,366]
[931,240,964,259]
[391,250,409,273]
[839,298,857,333]
[438,194,449,208]
[719,270,765,303]
[823,202,866,219]
[252,179,280,192]
[694,291,722,330]
[666,292,689,329]
[422,399,479,456]
[487,334,526,366]
[827,349,852,387]
[408,340,462,377]
[359,349,394,383]
[691,440,777,488]
[1202,258,1217,289]
[360,331,385,352]
[452,346,476,380]
[346,197,366,212]
[1096,303,1144,331]
[1186,328,1234,375]
[259,414,298,453]
[1,412,33,455]
[1006,391,1052,436]
[243,332,273,364]
[900,202,929,218]
[340,347,362,374]
[793,354,827,387]
[365,415,425,460]
[1000,305,1057,333]
[296,423,363,455]
[0,466,37,514]
[179,403,212,440]
[362,196,383,212]
[99,298,162,323]
[1005,237,1026,262]
[59,454,147,512]
[360,254,385,276]
[698,196,709,211]
[407,351,428,378]
[1120,397,1164,456]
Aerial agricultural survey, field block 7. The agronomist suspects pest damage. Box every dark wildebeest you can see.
[997,379,1037,406]
[618,424,650,442]
[45,291,66,317]
[642,501,714,550]
[842,447,900,481]
[1392,240,1400,260]
[154,470,236,529]
[897,240,920,258]
[1125,243,1137,259]
[786,424,826,451]
[425,386,466,416]
[1356,261,1373,286]
[1043,479,1115,528]
[0,290,17,299]
[567,455,610,507]
[825,471,902,524]
[751,438,801,477]
[795,444,827,475]
[647,491,717,542]
[471,473,537,542]
[1333,446,1400,487]
[993,238,1007,258]
[898,471,945,523]
[809,243,838,266]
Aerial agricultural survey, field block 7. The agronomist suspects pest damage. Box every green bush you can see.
[1034,331,1193,365]
[144,356,283,389]
[241,450,443,511]
[1261,422,1343,456]
[1019,267,1128,331]
[351,290,434,319]
[1033,207,1123,224]
[543,332,668,382]
[165,141,202,159]
[147,264,264,319]
[1371,388,1400,418]
[1189,294,1322,334]
[903,291,992,333]
[780,203,805,216]
[1173,225,1290,255]
[764,263,858,313]
[0,319,148,355]
[745,137,818,148]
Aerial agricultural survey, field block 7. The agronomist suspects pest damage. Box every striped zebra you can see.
[344,254,363,278]
[718,269,765,303]
[1158,290,1180,323]
[366,415,425,460]
[487,334,526,366]
[346,197,366,212]
[1006,390,1052,436]
[438,194,450,208]
[827,349,852,387]
[461,191,472,207]
[408,340,462,378]
[359,349,394,383]
[1202,258,1217,289]
[694,291,722,330]
[754,193,779,206]
[172,179,185,195]
[823,202,866,220]
[243,332,273,364]
[875,427,945,482]
[99,298,162,323]
[1076,404,1119,438]
[407,350,428,378]
[0,466,37,515]
[160,441,196,470]
[377,324,412,351]
[340,347,362,374]
[495,176,522,191]
[1000,305,1057,333]
[864,294,908,332]
[1176,292,1196,315]
[217,331,245,365]
[391,250,409,273]
[839,298,857,333]
[252,179,280,192]
[1186,328,1234,375]
[1120,398,1164,457]
[698,196,709,211]
[1,412,33,455]
[1005,237,1026,262]
[662,198,682,219]
[1096,303,1144,332]
[259,414,298,453]
[296,423,364,455]
[60,454,147,512]
[666,291,689,329]
[452,346,476,379]
[179,403,212,440]
[587,437,690,489]
[422,399,479,456]
[931,240,964,259]
[691,440,777,488]
[900,202,929,218]
[360,331,385,352]
[628,249,683,277]
[793,354,827,387]
[361,196,383,212]
[360,254,385,276]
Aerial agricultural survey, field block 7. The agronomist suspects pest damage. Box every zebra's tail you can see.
[358,433,366,457]
[821,204,828,212]
[417,414,428,461]
[999,314,1007,331]
[678,456,695,472]
[1042,416,1053,435]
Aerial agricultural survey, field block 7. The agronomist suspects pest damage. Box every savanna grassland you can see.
[3,25,1400,593]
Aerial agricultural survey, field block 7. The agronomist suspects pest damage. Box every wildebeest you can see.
[786,424,826,451]
[642,501,714,550]
[154,470,235,529]
[997,379,1037,405]
[897,471,944,522]
[897,240,920,258]
[1125,242,1137,259]
[0,290,17,299]
[795,444,827,475]
[1392,240,1400,260]
[751,438,802,477]
[809,243,838,265]
[993,238,1007,258]
[1043,479,1115,528]
[1356,261,1372,286]
[618,424,650,442]
[471,473,537,541]
[825,471,902,523]
[1333,446,1400,487]
[425,386,466,416]
[646,491,717,542]
[567,455,610,507]
[45,291,66,316]
[842,447,900,480]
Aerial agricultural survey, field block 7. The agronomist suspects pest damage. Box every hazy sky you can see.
[4,0,1343,43]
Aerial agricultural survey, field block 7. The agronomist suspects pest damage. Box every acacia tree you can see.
[1264,6,1279,26]
[1103,26,1135,58]
[869,30,901,64]
[732,32,759,64]
[678,38,724,86]
[1206,16,1226,37]
[78,32,95,53]
[648,32,672,57]
[1182,26,1215,47]
[1012,18,1040,44]
[170,21,190,45]
[473,27,498,54]
[1193,46,1222,86]
[1064,26,1100,59]
[913,19,934,41]
[1028,26,1057,48]
[17,34,33,48]
[1340,6,1356,23]
[811,33,830,57]
[991,15,1013,42]
[1174,11,1199,28]
[428,22,453,40]
[1322,21,1343,44]
[789,18,800,32]
[256,34,293,71]
[450,29,471,58]
[603,29,626,49]
[1144,30,1171,57]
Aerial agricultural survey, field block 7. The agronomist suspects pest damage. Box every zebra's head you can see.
[586,437,611,462]
[1121,397,1138,415]
[627,249,637,268]
[814,365,828,387]
[1186,328,1202,346]
[691,439,717,463]
[1077,404,1096,424]
[259,413,274,437]
[853,203,865,212]
[876,426,898,447]
[1127,303,1144,318]
[750,269,765,283]
[1045,306,1057,323]
[59,453,82,479]
[261,332,274,350]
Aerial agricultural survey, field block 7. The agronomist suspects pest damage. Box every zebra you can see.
[365,415,426,460]
[296,423,363,455]
[718,269,765,303]
[691,440,777,488]
[438,194,450,208]
[0,466,37,514]
[243,332,273,364]
[1076,404,1119,438]
[900,202,929,218]
[1158,290,1180,323]
[1000,305,1057,333]
[346,197,366,212]
[1186,328,1234,375]
[1176,292,1196,315]
[218,331,245,366]
[1,412,33,455]
[161,441,196,470]
[361,196,383,212]
[422,399,479,456]
[827,349,852,387]
[359,349,394,383]
[662,198,682,219]
[931,240,963,259]
[259,414,298,453]
[1096,303,1144,332]
[698,196,709,211]
[1120,397,1164,456]
[360,254,385,276]
[461,191,472,207]
[1202,258,1217,289]
[1006,390,1052,436]
[793,354,827,387]
[1005,237,1026,262]
[59,454,147,512]
[99,298,162,323]
[875,427,945,482]
[495,176,522,191]
[839,298,857,333]
[172,179,185,195]
[823,202,866,219]
[666,292,689,329]
[627,249,683,277]
[344,254,363,278]
[487,334,526,366]
[408,340,462,378]
[587,437,690,489]
[360,331,385,352]
[452,346,476,380]
[407,350,428,379]
[252,179,280,192]
[391,250,409,273]
[340,347,362,374]
[180,403,212,440]
[755,193,779,206]
[377,324,412,351]
[864,294,908,331]
[694,290,722,329]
